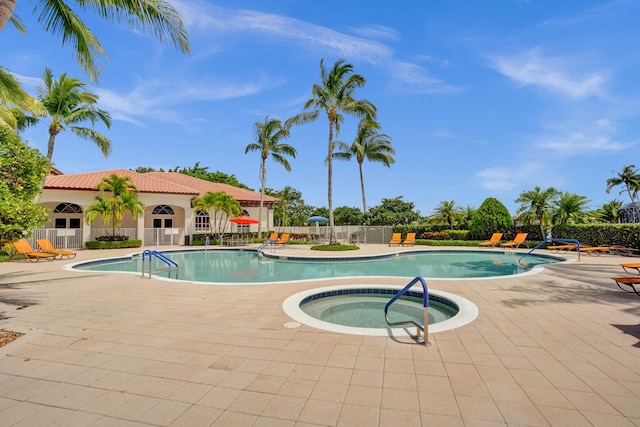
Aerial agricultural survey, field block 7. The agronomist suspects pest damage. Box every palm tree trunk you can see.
[0,0,17,31]
[258,159,265,237]
[46,132,57,160]
[358,161,366,213]
[327,121,335,244]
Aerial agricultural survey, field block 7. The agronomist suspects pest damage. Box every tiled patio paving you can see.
[0,245,639,426]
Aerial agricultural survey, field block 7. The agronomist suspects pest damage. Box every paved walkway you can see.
[0,245,639,426]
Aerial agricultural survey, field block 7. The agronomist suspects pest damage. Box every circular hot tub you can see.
[283,285,478,336]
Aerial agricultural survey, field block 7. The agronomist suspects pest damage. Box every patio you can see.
[0,245,639,426]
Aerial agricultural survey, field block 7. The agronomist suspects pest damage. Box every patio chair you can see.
[36,239,77,259]
[13,239,56,262]
[611,277,640,296]
[478,233,503,247]
[609,245,640,257]
[401,233,416,247]
[547,243,578,251]
[620,263,640,274]
[388,233,401,246]
[579,245,613,256]
[276,233,290,245]
[268,233,278,241]
[500,233,528,248]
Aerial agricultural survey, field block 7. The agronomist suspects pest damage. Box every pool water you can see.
[301,294,457,328]
[73,249,560,283]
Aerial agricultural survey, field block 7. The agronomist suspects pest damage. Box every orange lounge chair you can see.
[500,233,528,248]
[612,277,640,296]
[401,233,416,247]
[36,239,77,259]
[276,233,290,245]
[478,233,503,247]
[621,263,640,274]
[13,239,56,262]
[609,245,640,257]
[579,245,612,256]
[268,233,278,242]
[547,243,578,252]
[388,233,401,246]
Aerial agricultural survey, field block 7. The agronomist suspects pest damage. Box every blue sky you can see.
[3,0,639,215]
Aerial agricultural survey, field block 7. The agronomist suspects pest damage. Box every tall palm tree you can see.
[606,165,640,205]
[515,186,558,238]
[432,200,462,227]
[192,191,219,234]
[552,192,592,225]
[333,117,394,214]
[211,192,241,241]
[245,114,312,236]
[303,58,376,244]
[0,0,189,81]
[38,68,111,161]
[0,66,43,132]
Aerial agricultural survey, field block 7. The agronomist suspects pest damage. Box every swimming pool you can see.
[71,248,563,284]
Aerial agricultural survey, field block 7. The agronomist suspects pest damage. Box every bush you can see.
[95,235,130,242]
[86,239,142,249]
[311,243,359,251]
[552,224,640,249]
[468,198,513,240]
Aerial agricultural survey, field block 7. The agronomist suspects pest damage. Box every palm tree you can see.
[515,186,558,238]
[192,191,219,234]
[37,68,111,161]
[552,192,592,225]
[598,200,623,223]
[0,0,189,81]
[211,192,241,241]
[432,200,462,227]
[88,174,144,237]
[303,58,376,244]
[84,195,114,233]
[0,66,43,132]
[245,114,311,236]
[606,165,640,205]
[333,117,395,214]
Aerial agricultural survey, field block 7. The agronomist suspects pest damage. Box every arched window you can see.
[53,203,82,213]
[242,209,250,216]
[195,210,210,231]
[152,205,174,215]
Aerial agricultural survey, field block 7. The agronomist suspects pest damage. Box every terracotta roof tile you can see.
[146,172,278,203]
[43,169,276,203]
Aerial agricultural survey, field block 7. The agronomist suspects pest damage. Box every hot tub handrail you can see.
[384,276,431,346]
[141,249,179,279]
[519,238,581,263]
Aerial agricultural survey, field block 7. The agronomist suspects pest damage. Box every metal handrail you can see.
[384,276,431,346]
[141,249,179,279]
[519,238,581,263]
[257,239,276,253]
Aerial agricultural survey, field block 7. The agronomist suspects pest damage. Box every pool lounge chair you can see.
[13,239,56,262]
[388,233,401,246]
[401,233,416,247]
[611,277,640,296]
[36,239,77,259]
[500,233,528,248]
[547,243,578,252]
[621,263,640,274]
[478,233,503,247]
[276,233,290,245]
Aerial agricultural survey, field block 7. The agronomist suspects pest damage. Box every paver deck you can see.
[0,244,639,426]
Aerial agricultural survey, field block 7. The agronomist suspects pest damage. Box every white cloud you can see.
[534,131,629,155]
[172,0,455,94]
[431,128,455,138]
[476,163,546,192]
[488,47,610,99]
[348,25,401,41]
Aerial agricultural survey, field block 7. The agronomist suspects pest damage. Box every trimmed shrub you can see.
[86,239,142,249]
[469,198,514,240]
[552,224,640,250]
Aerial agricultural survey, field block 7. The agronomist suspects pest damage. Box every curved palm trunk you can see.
[0,0,17,31]
[358,160,366,213]
[327,121,336,244]
[47,130,58,160]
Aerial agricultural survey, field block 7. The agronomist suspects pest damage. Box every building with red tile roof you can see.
[36,169,277,248]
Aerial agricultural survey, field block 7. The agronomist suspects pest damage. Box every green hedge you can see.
[86,239,142,249]
[552,224,640,250]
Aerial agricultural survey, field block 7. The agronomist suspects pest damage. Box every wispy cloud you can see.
[488,47,610,99]
[173,0,457,93]
[476,162,548,192]
[95,77,281,124]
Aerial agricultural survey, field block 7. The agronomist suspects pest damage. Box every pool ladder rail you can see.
[141,250,179,279]
[519,238,581,263]
[384,276,431,347]
[257,239,277,254]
